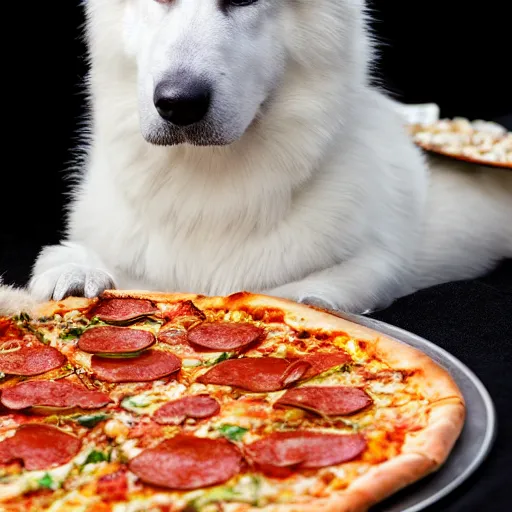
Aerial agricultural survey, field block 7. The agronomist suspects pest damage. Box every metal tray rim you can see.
[333,311,497,512]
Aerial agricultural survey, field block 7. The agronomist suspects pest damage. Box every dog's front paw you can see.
[264,281,386,315]
[29,264,116,301]
[299,295,339,312]
[0,279,38,317]
[264,282,340,313]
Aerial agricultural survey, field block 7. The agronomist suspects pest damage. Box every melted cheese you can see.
[119,439,143,460]
[120,381,187,415]
[46,489,98,512]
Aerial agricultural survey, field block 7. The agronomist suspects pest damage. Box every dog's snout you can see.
[154,78,211,126]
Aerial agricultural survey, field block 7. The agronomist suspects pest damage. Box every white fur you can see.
[0,278,37,317]
[29,0,512,314]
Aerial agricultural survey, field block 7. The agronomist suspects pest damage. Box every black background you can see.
[1,1,510,510]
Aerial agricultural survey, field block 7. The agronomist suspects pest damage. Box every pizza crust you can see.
[31,290,466,511]
[402,399,465,466]
[247,453,436,512]
[100,289,200,303]
[371,336,465,403]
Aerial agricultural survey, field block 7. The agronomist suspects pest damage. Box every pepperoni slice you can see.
[153,395,220,425]
[275,386,372,416]
[196,357,310,392]
[280,361,312,387]
[91,350,181,383]
[162,301,205,323]
[78,326,155,355]
[298,352,352,380]
[0,380,112,410]
[187,322,264,351]
[244,431,366,472]
[0,424,82,470]
[90,298,158,324]
[158,328,188,347]
[0,341,67,376]
[129,435,242,490]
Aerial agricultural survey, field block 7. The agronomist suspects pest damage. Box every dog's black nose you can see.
[154,79,211,126]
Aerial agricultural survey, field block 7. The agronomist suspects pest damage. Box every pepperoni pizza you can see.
[0,291,465,511]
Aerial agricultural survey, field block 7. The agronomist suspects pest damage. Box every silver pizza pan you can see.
[332,311,497,512]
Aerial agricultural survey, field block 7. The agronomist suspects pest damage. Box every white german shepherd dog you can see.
[11,0,511,315]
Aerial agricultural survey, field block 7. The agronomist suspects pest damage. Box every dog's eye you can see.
[226,0,258,6]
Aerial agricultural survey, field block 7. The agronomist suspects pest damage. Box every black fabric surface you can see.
[1,2,510,510]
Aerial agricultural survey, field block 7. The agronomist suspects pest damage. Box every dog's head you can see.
[88,0,368,148]
[116,0,286,146]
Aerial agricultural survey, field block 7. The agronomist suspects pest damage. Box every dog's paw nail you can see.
[84,270,115,298]
[299,295,337,312]
[52,267,87,301]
